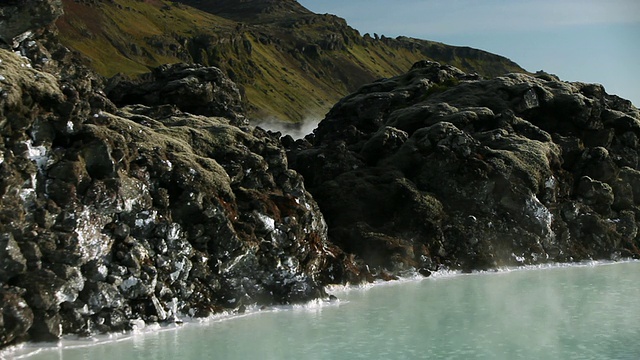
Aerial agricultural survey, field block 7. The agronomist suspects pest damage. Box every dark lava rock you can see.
[0,286,33,345]
[0,0,63,47]
[0,46,359,348]
[105,63,246,124]
[288,60,640,273]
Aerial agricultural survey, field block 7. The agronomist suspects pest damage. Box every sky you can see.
[297,0,640,107]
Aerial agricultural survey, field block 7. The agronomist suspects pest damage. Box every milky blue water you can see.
[6,261,640,360]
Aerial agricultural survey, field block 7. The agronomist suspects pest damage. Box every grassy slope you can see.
[57,0,235,75]
[56,0,526,122]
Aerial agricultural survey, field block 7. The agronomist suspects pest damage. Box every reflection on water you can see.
[5,261,640,360]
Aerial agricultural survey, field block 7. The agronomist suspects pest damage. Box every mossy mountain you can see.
[56,0,526,122]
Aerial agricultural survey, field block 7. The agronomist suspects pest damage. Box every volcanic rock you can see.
[0,47,358,347]
[0,0,63,47]
[106,63,246,123]
[288,61,640,272]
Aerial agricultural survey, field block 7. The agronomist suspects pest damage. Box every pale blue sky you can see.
[298,0,640,106]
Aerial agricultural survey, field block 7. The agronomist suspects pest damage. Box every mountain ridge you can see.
[54,0,526,122]
[176,0,313,22]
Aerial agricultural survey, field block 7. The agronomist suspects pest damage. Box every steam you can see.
[252,116,323,140]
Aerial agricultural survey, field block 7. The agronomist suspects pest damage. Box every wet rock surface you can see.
[0,45,360,347]
[288,61,640,273]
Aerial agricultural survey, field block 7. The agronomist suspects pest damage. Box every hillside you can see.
[55,0,526,122]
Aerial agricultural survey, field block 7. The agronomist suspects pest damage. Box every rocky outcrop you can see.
[288,61,640,273]
[106,63,247,124]
[0,1,375,348]
[0,46,362,347]
[0,0,63,47]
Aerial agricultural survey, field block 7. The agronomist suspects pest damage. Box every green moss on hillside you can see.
[56,0,527,122]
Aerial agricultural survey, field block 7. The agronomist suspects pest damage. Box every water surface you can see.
[6,261,640,360]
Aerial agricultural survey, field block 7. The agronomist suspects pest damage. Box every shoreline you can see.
[4,258,636,359]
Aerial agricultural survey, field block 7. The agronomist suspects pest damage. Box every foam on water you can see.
[324,259,637,303]
[3,259,638,360]
[4,323,169,360]
[2,294,345,359]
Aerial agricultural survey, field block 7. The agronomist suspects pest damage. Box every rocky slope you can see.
[54,0,525,122]
[1,50,348,345]
[288,61,640,273]
[0,1,366,347]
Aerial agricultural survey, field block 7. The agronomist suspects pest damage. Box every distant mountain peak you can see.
[176,0,311,22]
